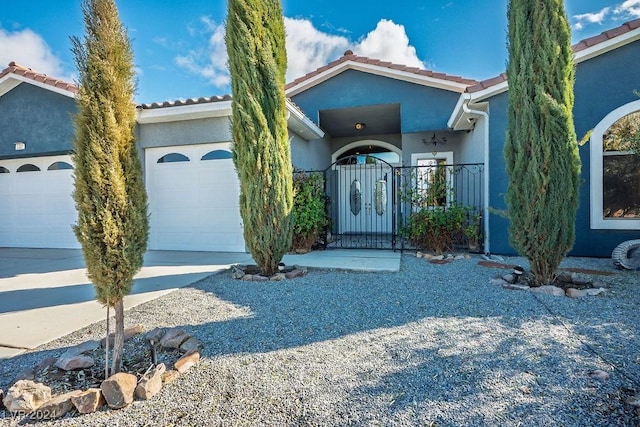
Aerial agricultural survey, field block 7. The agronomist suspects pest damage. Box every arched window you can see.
[590,100,640,229]
[0,166,9,174]
[157,153,190,163]
[201,150,232,161]
[47,161,74,171]
[17,164,41,172]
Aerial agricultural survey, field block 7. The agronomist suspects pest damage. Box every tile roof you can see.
[285,50,479,91]
[467,17,640,94]
[0,61,78,94]
[137,95,232,109]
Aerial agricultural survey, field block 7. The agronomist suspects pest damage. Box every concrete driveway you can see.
[0,248,253,358]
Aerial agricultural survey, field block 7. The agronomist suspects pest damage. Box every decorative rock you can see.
[502,273,517,284]
[135,363,166,400]
[530,285,565,297]
[145,327,166,344]
[589,370,610,381]
[432,255,444,261]
[626,394,640,407]
[241,274,254,281]
[503,283,531,291]
[161,370,180,384]
[270,273,286,281]
[35,357,59,374]
[490,278,509,286]
[174,351,200,374]
[179,337,203,354]
[285,269,305,279]
[252,275,269,282]
[566,288,589,298]
[160,328,191,349]
[55,355,95,371]
[59,340,100,359]
[101,324,144,348]
[71,388,105,414]
[231,265,245,279]
[586,288,606,296]
[454,255,467,260]
[416,251,424,258]
[37,390,83,419]
[14,367,35,381]
[570,273,591,286]
[556,271,573,283]
[3,380,52,412]
[101,372,137,409]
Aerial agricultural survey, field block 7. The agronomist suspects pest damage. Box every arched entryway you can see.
[325,141,400,249]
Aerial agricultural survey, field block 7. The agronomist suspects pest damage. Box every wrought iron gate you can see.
[324,155,396,249]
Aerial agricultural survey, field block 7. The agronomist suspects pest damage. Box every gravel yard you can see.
[1,254,639,426]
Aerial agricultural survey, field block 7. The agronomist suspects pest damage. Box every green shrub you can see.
[402,204,468,254]
[291,170,328,251]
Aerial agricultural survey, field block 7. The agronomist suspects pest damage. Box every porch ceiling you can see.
[319,104,400,138]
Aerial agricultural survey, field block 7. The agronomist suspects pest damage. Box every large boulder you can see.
[37,390,83,419]
[101,373,137,409]
[71,388,105,414]
[135,363,166,400]
[2,380,51,412]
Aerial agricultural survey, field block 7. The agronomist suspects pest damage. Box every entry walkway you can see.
[0,248,400,358]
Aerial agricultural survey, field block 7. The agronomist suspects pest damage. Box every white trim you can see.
[286,60,470,97]
[332,140,402,164]
[411,151,455,208]
[136,101,233,124]
[575,26,640,63]
[590,99,640,230]
[0,74,76,98]
[285,99,325,140]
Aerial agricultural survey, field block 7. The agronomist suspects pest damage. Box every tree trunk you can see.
[111,299,125,375]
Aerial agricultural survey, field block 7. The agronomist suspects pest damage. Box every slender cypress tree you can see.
[505,0,581,284]
[226,0,293,276]
[72,0,148,374]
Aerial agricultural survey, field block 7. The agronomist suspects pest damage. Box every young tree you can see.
[504,0,581,284]
[226,0,293,276]
[72,0,148,375]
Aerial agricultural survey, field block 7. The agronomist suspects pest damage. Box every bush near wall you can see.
[291,170,328,251]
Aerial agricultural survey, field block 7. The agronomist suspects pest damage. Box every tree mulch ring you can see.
[478,261,615,277]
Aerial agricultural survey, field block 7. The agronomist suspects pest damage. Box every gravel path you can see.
[1,254,639,426]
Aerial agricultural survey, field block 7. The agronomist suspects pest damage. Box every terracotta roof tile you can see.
[0,61,78,94]
[285,50,479,91]
[137,95,232,110]
[468,17,640,94]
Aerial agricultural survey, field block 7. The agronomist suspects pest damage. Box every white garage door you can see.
[146,143,245,252]
[0,155,79,248]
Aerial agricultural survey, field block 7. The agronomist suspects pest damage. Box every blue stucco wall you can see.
[488,39,640,257]
[0,83,77,159]
[291,70,462,133]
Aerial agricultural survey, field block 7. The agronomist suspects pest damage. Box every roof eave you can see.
[0,73,77,99]
[285,60,471,97]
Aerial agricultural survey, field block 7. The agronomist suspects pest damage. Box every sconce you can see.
[354,122,366,131]
[14,142,26,151]
[422,133,447,155]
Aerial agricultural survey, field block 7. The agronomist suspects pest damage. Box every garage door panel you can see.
[0,155,79,249]
[146,144,245,252]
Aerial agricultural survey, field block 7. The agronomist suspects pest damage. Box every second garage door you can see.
[145,143,245,252]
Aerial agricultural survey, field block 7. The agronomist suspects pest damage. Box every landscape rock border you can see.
[231,264,308,281]
[1,326,202,420]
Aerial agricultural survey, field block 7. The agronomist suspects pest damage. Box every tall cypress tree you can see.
[72,0,148,374]
[226,0,293,276]
[505,0,581,284]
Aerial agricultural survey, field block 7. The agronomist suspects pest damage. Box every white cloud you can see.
[176,17,426,90]
[572,7,610,30]
[0,27,65,78]
[284,17,349,82]
[615,0,640,18]
[175,17,229,89]
[352,19,424,70]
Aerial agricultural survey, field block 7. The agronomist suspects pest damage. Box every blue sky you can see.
[1,1,638,103]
